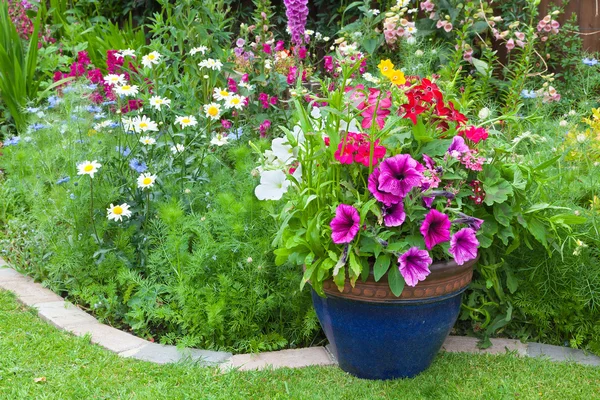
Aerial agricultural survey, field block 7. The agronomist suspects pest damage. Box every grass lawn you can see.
[0,290,598,399]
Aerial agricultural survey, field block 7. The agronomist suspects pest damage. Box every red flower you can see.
[460,126,489,143]
[446,101,468,124]
[400,98,427,125]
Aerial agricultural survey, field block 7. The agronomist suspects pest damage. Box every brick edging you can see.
[1,260,599,369]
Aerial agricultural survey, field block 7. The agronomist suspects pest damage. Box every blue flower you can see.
[56,176,70,185]
[116,146,131,157]
[30,123,46,131]
[71,115,84,121]
[4,136,20,146]
[63,86,76,94]
[520,89,537,99]
[86,105,103,113]
[129,158,147,173]
[582,58,598,66]
[75,139,85,144]
[109,122,120,128]
[87,84,98,90]
[26,107,40,113]
[102,101,116,106]
[229,127,244,140]
[47,96,62,109]
[69,193,76,200]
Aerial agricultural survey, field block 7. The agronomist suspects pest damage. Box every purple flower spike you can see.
[449,228,479,265]
[448,136,469,157]
[368,168,402,206]
[284,0,309,46]
[377,154,424,199]
[330,204,361,244]
[420,209,451,250]
[398,247,432,287]
[383,202,406,227]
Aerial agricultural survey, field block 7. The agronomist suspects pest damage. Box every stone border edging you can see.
[1,258,599,370]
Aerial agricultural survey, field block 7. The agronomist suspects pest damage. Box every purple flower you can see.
[448,135,469,157]
[275,41,285,51]
[330,204,360,244]
[284,0,309,46]
[368,168,402,206]
[422,154,435,170]
[236,38,246,47]
[452,213,484,231]
[449,228,479,265]
[398,247,432,287]
[420,209,451,250]
[383,202,406,227]
[377,154,424,199]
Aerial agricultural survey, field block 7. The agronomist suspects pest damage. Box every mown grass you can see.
[0,289,598,400]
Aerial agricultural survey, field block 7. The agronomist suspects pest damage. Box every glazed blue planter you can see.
[312,258,476,380]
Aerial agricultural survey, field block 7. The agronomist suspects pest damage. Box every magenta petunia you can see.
[368,168,402,206]
[330,204,361,244]
[452,213,484,231]
[398,247,432,287]
[448,228,479,265]
[383,202,406,227]
[447,135,469,157]
[420,209,451,250]
[377,154,424,199]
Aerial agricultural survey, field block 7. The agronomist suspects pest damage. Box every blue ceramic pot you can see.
[311,258,476,380]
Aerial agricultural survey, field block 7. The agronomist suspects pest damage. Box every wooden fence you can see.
[539,0,600,53]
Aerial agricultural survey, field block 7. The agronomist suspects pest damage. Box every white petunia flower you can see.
[141,51,161,68]
[139,136,156,145]
[170,144,185,154]
[137,173,157,189]
[210,133,229,146]
[175,115,198,129]
[190,46,208,55]
[149,96,171,110]
[114,84,139,97]
[271,138,296,165]
[362,72,380,84]
[77,160,102,178]
[106,203,132,221]
[213,87,231,101]
[203,103,222,120]
[104,74,126,86]
[133,115,158,133]
[255,170,290,200]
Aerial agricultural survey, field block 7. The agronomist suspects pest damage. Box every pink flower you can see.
[368,168,403,206]
[420,209,451,250]
[263,43,272,54]
[221,119,232,129]
[378,154,424,199]
[506,38,515,51]
[330,204,360,244]
[449,228,479,265]
[444,22,453,33]
[259,119,271,137]
[398,247,432,287]
[383,202,406,227]
[421,0,435,12]
[298,47,307,59]
[275,40,285,51]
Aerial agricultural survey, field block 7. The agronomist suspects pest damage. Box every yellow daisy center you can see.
[208,107,218,116]
[84,165,94,172]
[111,77,118,82]
[155,99,163,104]
[182,118,190,124]
[113,206,123,215]
[148,54,155,60]
[143,177,152,185]
[139,122,148,128]
[232,98,240,104]
[220,90,229,96]
[122,85,131,90]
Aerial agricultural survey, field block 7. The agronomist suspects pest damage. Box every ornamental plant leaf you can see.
[373,254,391,282]
[348,252,362,282]
[333,266,346,292]
[483,179,513,205]
[525,217,548,248]
[493,203,514,227]
[388,264,405,297]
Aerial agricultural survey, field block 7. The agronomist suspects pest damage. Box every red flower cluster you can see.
[459,126,489,143]
[399,78,467,128]
[468,180,486,205]
[334,132,386,167]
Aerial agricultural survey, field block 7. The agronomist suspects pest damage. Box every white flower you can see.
[362,72,380,84]
[264,59,272,70]
[225,95,245,110]
[116,49,135,59]
[213,87,231,101]
[323,36,330,41]
[106,203,132,221]
[137,173,157,189]
[170,144,185,154]
[271,138,296,165]
[114,84,139,97]
[198,58,223,71]
[568,110,577,116]
[210,133,229,146]
[175,115,198,129]
[133,115,158,133]
[140,136,156,145]
[93,120,114,131]
[305,29,315,36]
[478,107,491,120]
[141,51,161,68]
[559,120,568,127]
[189,46,208,55]
[103,74,126,86]
[149,96,171,110]
[415,50,424,57]
[239,82,255,91]
[254,170,290,200]
[370,9,380,15]
[203,103,222,120]
[311,107,322,119]
[122,117,135,132]
[576,134,587,143]
[77,160,101,178]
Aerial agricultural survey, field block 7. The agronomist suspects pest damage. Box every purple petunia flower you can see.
[422,154,435,170]
[284,0,309,46]
[448,136,469,157]
[449,228,479,265]
[330,204,360,244]
[420,209,451,250]
[368,168,402,206]
[398,247,432,287]
[377,154,424,199]
[452,213,484,231]
[383,202,406,227]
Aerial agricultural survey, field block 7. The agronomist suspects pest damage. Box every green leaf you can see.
[472,57,490,77]
[387,265,405,297]
[420,139,452,157]
[505,269,518,294]
[493,203,514,227]
[373,254,391,282]
[333,266,346,291]
[483,180,513,205]
[348,252,362,285]
[534,155,561,171]
[525,217,548,248]
[412,119,433,144]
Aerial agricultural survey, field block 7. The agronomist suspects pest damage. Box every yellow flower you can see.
[377,59,395,77]
[388,69,406,86]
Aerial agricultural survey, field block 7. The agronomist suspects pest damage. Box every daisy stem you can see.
[90,178,100,243]
[146,191,151,227]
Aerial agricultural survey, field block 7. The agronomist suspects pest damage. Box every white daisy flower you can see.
[198,58,223,71]
[140,136,156,145]
[77,160,102,178]
[103,74,126,86]
[210,133,229,146]
[239,82,255,91]
[93,120,113,131]
[141,51,161,68]
[122,117,136,132]
[225,95,245,110]
[170,144,185,154]
[106,203,132,221]
[137,173,157,189]
[116,49,136,59]
[175,115,198,129]
[190,46,208,55]
[149,96,171,110]
[133,115,158,133]
[114,84,139,97]
[213,87,231,101]
[203,103,222,120]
